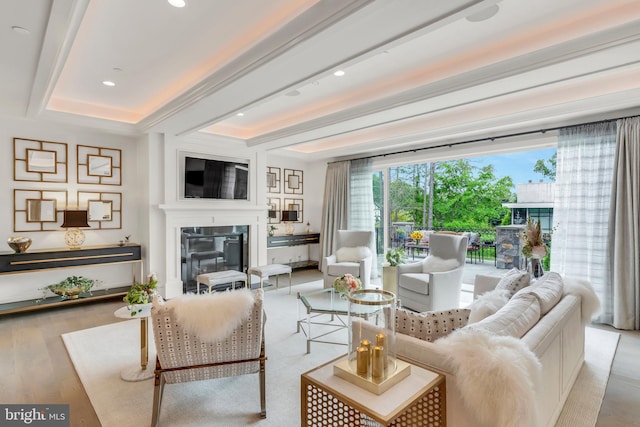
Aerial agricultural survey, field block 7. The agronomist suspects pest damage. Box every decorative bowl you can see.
[7,237,32,253]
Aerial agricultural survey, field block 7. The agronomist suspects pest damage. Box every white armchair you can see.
[397,233,468,312]
[322,230,374,289]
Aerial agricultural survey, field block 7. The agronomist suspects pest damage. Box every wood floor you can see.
[0,269,638,427]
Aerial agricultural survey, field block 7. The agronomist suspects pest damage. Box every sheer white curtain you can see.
[551,122,616,323]
[350,159,377,278]
[319,161,349,271]
[609,116,640,329]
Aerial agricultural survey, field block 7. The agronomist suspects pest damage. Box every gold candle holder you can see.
[371,346,384,379]
[356,346,370,376]
[361,339,371,352]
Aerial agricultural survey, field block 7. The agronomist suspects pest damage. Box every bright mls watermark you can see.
[0,405,69,426]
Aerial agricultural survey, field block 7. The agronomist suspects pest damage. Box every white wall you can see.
[0,116,142,303]
[265,154,326,265]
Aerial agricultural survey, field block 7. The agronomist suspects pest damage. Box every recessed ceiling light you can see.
[333,70,345,77]
[11,26,30,35]
[113,67,123,72]
[168,0,186,7]
[285,90,300,97]
[102,81,116,87]
[466,4,499,22]
[237,112,244,117]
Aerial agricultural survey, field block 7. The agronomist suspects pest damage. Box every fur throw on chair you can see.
[163,289,256,343]
[562,276,601,324]
[437,328,542,427]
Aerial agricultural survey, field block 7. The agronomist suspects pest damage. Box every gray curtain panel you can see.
[609,116,640,330]
[319,161,350,271]
[551,122,616,325]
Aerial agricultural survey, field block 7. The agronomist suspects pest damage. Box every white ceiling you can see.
[2,0,639,161]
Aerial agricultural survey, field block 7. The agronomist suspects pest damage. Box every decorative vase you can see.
[529,257,544,278]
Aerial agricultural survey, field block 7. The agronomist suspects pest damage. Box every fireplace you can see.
[181,225,249,293]
[158,204,266,298]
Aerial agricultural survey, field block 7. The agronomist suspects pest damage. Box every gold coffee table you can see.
[301,355,446,426]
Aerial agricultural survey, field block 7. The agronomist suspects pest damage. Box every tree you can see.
[533,152,557,181]
[432,160,513,230]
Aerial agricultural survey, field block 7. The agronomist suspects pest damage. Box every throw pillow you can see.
[422,255,459,273]
[468,292,541,338]
[467,288,512,323]
[514,272,564,315]
[495,268,531,296]
[395,308,471,342]
[335,246,371,263]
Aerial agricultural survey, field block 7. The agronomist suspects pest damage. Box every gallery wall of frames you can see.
[12,137,122,232]
[266,166,304,225]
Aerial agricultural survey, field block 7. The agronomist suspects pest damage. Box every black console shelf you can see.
[0,244,143,315]
[267,233,320,270]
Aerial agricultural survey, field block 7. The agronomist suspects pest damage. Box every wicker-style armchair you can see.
[150,289,266,426]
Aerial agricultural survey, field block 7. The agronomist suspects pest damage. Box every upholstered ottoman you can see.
[196,270,247,293]
[247,264,292,292]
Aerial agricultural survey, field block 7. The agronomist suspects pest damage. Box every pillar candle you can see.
[371,346,384,379]
[376,333,388,369]
[356,346,370,376]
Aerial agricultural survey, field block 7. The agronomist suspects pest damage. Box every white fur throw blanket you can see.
[437,328,542,427]
[164,289,256,343]
[562,276,601,324]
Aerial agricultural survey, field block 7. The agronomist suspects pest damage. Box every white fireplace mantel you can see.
[158,203,268,298]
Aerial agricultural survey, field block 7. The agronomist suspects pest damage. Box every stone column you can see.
[496,225,525,269]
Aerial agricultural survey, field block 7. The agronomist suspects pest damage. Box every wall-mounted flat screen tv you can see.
[182,154,249,200]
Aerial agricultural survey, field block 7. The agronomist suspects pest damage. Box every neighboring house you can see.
[503,182,555,236]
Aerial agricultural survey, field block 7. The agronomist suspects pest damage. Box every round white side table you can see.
[114,305,154,381]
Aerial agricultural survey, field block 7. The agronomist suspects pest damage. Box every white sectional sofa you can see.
[356,272,596,427]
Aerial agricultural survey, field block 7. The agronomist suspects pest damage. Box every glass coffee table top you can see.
[296,288,385,354]
[298,288,384,317]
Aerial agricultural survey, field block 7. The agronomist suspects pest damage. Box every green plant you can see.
[385,247,407,266]
[41,275,96,301]
[124,273,158,315]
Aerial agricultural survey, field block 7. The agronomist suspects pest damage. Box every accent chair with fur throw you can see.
[150,289,266,425]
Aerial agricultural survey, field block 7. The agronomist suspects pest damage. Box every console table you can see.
[267,233,320,270]
[0,244,142,315]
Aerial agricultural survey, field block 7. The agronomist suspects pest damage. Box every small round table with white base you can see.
[114,304,154,381]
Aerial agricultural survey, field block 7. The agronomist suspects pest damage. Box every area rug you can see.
[63,282,619,426]
[62,280,347,426]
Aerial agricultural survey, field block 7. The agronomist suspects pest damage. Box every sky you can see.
[467,147,557,186]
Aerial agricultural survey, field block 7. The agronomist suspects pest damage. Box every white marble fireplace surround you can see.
[158,203,267,298]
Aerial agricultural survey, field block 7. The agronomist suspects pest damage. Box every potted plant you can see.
[41,275,96,301]
[268,225,277,237]
[124,273,158,316]
[383,247,406,295]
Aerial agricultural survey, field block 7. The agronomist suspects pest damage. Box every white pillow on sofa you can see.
[514,272,564,315]
[495,268,531,296]
[335,246,371,263]
[422,256,459,273]
[467,288,512,323]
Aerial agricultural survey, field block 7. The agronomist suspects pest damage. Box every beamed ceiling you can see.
[1,0,639,160]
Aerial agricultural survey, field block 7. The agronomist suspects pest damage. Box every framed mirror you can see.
[14,189,67,232]
[14,138,68,183]
[77,145,121,185]
[88,155,112,177]
[26,149,57,173]
[88,200,113,221]
[26,199,57,222]
[78,191,121,229]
